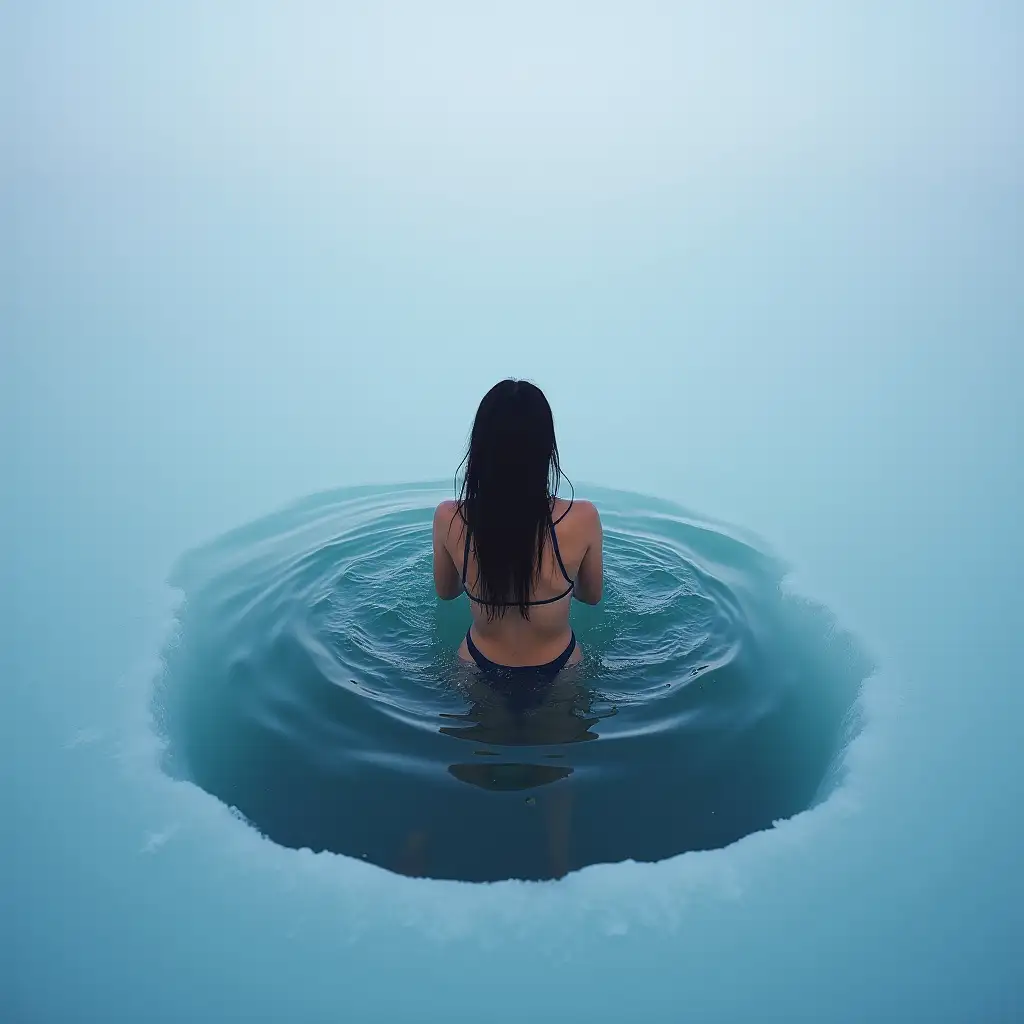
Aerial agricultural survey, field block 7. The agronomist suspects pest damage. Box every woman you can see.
[432,379,603,677]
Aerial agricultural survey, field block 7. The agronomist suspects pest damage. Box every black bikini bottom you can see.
[464,629,577,682]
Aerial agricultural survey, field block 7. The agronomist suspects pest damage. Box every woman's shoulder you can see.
[432,499,464,538]
[553,497,600,530]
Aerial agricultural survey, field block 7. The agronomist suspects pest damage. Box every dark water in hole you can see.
[154,483,871,882]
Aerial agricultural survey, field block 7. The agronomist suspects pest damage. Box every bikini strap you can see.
[461,527,471,586]
[548,518,573,586]
[552,492,574,525]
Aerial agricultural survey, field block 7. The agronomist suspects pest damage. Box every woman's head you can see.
[458,379,562,618]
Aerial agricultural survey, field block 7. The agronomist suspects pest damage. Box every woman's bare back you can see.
[432,496,603,668]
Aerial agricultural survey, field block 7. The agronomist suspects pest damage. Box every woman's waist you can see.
[465,622,575,667]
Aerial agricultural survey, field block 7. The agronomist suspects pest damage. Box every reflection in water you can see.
[440,667,605,750]
[447,763,572,791]
[154,484,873,882]
[440,669,607,876]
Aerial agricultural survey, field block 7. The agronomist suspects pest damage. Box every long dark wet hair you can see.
[456,379,564,620]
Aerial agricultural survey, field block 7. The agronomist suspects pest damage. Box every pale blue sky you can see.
[6,0,1021,199]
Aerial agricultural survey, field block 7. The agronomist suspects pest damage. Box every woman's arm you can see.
[573,502,603,605]
[432,500,464,600]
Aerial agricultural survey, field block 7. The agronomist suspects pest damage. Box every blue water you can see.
[4,3,1023,1022]
[155,484,868,881]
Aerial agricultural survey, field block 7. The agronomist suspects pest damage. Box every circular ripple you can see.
[153,484,873,882]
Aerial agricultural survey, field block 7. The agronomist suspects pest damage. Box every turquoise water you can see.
[4,3,1023,1022]
[156,484,868,881]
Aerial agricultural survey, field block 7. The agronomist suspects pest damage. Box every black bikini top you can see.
[461,500,575,607]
